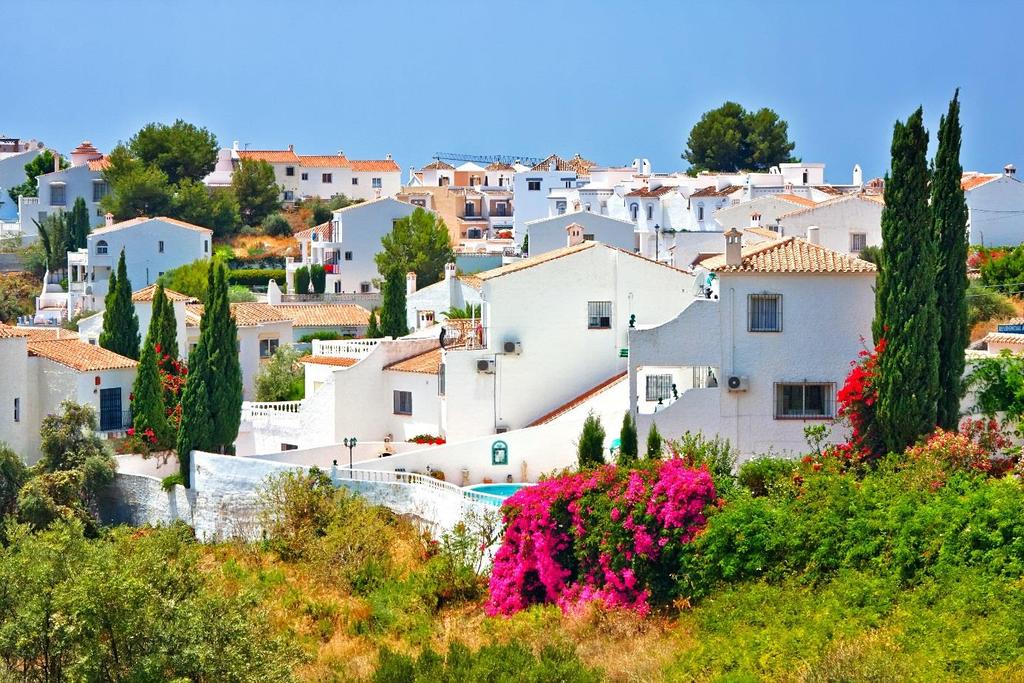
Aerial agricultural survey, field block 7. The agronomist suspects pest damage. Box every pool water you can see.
[465,483,532,504]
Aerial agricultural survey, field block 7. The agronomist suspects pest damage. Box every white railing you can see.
[242,400,303,420]
[329,466,505,508]
[313,338,380,358]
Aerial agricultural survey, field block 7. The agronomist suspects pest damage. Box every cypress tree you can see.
[366,309,381,338]
[932,90,969,431]
[645,423,663,460]
[379,268,409,338]
[131,334,170,447]
[152,283,179,366]
[67,197,90,250]
[616,411,638,466]
[576,413,605,469]
[206,262,243,452]
[872,107,940,453]
[176,343,213,486]
[98,249,140,359]
[294,266,310,295]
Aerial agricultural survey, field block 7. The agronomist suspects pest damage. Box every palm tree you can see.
[441,302,482,320]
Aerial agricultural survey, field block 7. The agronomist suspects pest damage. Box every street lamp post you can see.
[654,223,660,261]
[343,436,358,472]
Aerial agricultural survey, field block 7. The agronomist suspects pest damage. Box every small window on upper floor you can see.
[92,180,109,202]
[646,374,673,402]
[372,177,382,188]
[527,179,541,191]
[13,397,20,423]
[630,203,639,221]
[850,233,867,253]
[344,251,353,261]
[351,177,358,185]
[96,240,108,255]
[697,204,705,221]
[583,233,595,242]
[748,293,782,332]
[285,166,295,176]
[259,338,279,358]
[587,301,612,329]
[646,205,653,220]
[802,171,809,184]
[158,240,164,253]
[50,183,66,206]
[360,282,371,293]
[204,240,209,254]
[322,173,333,184]
[393,390,413,415]
[301,172,308,181]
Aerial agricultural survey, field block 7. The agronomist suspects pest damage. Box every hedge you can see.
[227,268,285,288]
[228,255,286,270]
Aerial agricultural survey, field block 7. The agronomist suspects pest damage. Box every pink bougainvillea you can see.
[486,459,716,616]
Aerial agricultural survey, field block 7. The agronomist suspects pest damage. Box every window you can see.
[322,173,333,183]
[748,294,782,332]
[630,203,639,220]
[774,382,835,419]
[583,233,595,242]
[393,390,413,415]
[259,338,279,358]
[555,200,566,215]
[96,240,108,255]
[372,177,382,188]
[850,233,867,253]
[283,190,294,201]
[204,240,209,253]
[50,184,66,206]
[280,443,298,451]
[564,178,573,188]
[411,199,426,207]
[697,204,705,221]
[158,240,164,253]
[587,301,612,329]
[285,166,295,176]
[334,281,341,293]
[344,251,353,261]
[495,202,508,216]
[465,202,475,217]
[467,228,482,239]
[646,205,653,220]
[13,397,19,423]
[646,374,673,402]
[351,177,358,185]
[527,179,541,191]
[802,171,809,184]
[360,282,371,293]
[600,200,608,215]
[92,180,109,202]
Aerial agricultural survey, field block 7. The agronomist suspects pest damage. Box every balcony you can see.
[440,321,486,350]
[312,338,381,359]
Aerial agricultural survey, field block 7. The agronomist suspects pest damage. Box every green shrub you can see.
[298,331,343,342]
[226,268,285,288]
[161,472,185,491]
[309,264,326,294]
[227,285,256,302]
[254,346,305,401]
[372,642,602,683]
[294,266,310,295]
[262,212,292,237]
[737,456,796,497]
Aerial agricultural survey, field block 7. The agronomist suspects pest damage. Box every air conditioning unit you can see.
[476,358,495,374]
[502,340,522,355]
[726,375,749,392]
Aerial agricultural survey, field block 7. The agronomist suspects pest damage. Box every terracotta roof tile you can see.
[185,302,291,327]
[625,185,678,198]
[238,149,300,163]
[27,339,136,371]
[274,304,370,327]
[961,173,1000,191]
[704,236,877,274]
[530,154,596,177]
[984,331,1024,346]
[775,193,817,207]
[690,185,742,198]
[458,275,483,290]
[90,216,213,237]
[423,159,455,170]
[0,324,29,338]
[349,159,400,172]
[131,284,196,303]
[477,242,598,280]
[744,227,784,241]
[87,157,110,172]
[485,161,514,171]
[299,355,359,367]
[384,347,442,374]
[298,154,349,167]
[814,185,845,196]
[778,192,883,219]
[529,372,627,426]
[293,221,334,242]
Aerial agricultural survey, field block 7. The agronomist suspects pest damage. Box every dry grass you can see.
[970,295,1024,342]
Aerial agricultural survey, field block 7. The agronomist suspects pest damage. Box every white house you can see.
[0,137,45,222]
[0,324,137,463]
[184,302,293,400]
[287,198,423,294]
[512,154,596,234]
[66,216,212,316]
[19,141,109,238]
[713,194,818,231]
[775,193,884,255]
[628,230,876,459]
[234,143,401,203]
[405,263,484,332]
[526,211,637,256]
[962,165,1024,246]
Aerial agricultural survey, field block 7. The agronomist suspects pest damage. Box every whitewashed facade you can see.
[962,166,1024,246]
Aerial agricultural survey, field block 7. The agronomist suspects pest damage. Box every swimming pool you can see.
[464,482,532,505]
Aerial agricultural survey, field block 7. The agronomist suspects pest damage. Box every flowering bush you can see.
[906,418,1017,480]
[835,338,886,461]
[486,459,716,616]
[158,348,188,432]
[409,434,446,445]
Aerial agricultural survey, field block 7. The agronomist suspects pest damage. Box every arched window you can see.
[96,240,108,255]
[630,203,639,221]
[646,205,653,220]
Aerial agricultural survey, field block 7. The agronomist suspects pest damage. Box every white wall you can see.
[777,196,883,254]
[0,338,32,458]
[715,195,812,231]
[513,170,578,234]
[328,198,421,293]
[966,175,1024,246]
[237,320,293,400]
[0,149,43,221]
[21,163,107,232]
[526,211,636,256]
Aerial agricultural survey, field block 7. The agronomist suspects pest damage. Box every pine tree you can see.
[576,412,606,469]
[98,250,140,359]
[932,90,969,431]
[646,423,663,460]
[205,262,243,452]
[366,309,381,338]
[67,197,91,250]
[131,334,170,447]
[616,411,638,466]
[379,268,408,338]
[872,107,940,453]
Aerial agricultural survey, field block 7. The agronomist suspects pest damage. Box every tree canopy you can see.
[375,208,455,288]
[683,102,797,173]
[128,119,218,185]
[233,158,281,226]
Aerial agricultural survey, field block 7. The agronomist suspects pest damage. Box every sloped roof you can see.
[131,284,196,303]
[984,331,1024,345]
[349,159,400,172]
[87,157,110,172]
[238,149,300,163]
[528,372,627,426]
[485,161,514,171]
[27,339,136,371]
[814,185,845,196]
[274,304,370,327]
[298,154,349,167]
[744,227,784,241]
[625,185,678,198]
[691,185,743,198]
[775,193,817,207]
[384,347,442,375]
[530,154,596,176]
[0,324,29,339]
[778,192,884,219]
[703,236,877,274]
[299,355,359,367]
[89,216,213,237]
[477,241,598,280]
[423,159,455,170]
[293,221,334,242]
[185,302,291,327]
[961,173,1000,191]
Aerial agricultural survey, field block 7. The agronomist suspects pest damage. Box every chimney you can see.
[566,222,584,247]
[232,140,240,151]
[406,271,417,296]
[287,143,294,153]
[750,212,762,228]
[266,279,282,305]
[386,153,392,160]
[724,228,743,267]
[1005,163,1016,177]
[807,226,821,245]
[104,212,114,227]
[853,164,863,186]
[53,151,60,173]
[444,262,457,281]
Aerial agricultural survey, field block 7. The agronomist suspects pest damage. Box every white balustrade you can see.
[330,466,505,508]
[312,338,380,358]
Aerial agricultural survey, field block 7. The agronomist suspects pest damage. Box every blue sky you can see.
[3,0,1020,183]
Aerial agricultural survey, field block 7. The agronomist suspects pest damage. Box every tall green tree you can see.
[98,250,140,359]
[100,145,174,220]
[233,158,281,226]
[366,309,381,338]
[175,343,212,486]
[379,269,408,338]
[152,283,179,364]
[309,264,326,294]
[131,334,170,447]
[128,119,218,185]
[932,91,970,431]
[67,197,91,251]
[7,150,68,203]
[872,107,939,453]
[645,423,663,460]
[375,208,454,288]
[32,213,69,273]
[616,411,638,466]
[683,102,797,173]
[171,178,240,236]
[576,413,606,469]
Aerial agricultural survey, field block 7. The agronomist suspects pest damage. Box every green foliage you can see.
[100,144,174,219]
[255,346,306,402]
[293,265,310,295]
[327,194,362,211]
[576,412,606,469]
[645,422,663,460]
[969,351,1024,431]
[67,196,90,251]
[160,472,185,491]
[159,256,218,302]
[262,212,292,237]
[304,197,333,227]
[98,250,141,359]
[616,411,638,466]
[0,445,28,518]
[375,207,455,288]
[0,273,36,322]
[131,338,171,447]
[298,330,343,342]
[171,179,240,237]
[7,150,68,202]
[227,268,285,289]
[233,158,281,226]
[309,263,326,294]
[683,101,797,172]
[128,118,218,184]
[372,642,601,683]
[967,280,1015,327]
[441,302,482,320]
[379,268,408,338]
[736,456,795,497]
[521,232,529,255]
[872,107,939,453]
[980,243,1024,289]
[366,308,381,338]
[933,91,970,430]
[33,212,69,272]
[857,243,883,266]
[227,284,256,302]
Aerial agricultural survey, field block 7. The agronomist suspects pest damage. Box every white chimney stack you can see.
[1005,163,1016,177]
[807,226,821,245]
[853,164,863,187]
[444,262,457,281]
[406,271,417,296]
[724,228,743,267]
[750,212,762,228]
[104,212,114,227]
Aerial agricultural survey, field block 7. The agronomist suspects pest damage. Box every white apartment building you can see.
[234,143,401,203]
[18,141,109,239]
[0,137,45,223]
[629,230,876,459]
[962,165,1024,246]
[77,284,196,360]
[512,154,596,234]
[287,197,423,294]
[0,325,136,462]
[713,194,818,231]
[66,216,212,316]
